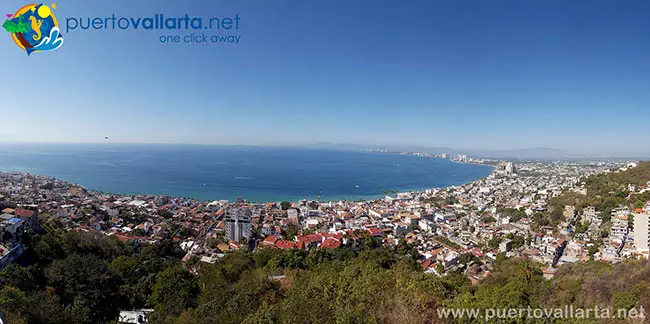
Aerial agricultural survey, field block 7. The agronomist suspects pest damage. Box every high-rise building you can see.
[225,207,252,242]
[633,204,650,253]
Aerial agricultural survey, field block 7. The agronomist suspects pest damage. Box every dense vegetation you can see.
[554,162,650,210]
[0,216,185,324]
[1,216,649,323]
[540,162,650,226]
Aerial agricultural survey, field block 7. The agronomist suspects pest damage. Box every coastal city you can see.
[2,153,648,285]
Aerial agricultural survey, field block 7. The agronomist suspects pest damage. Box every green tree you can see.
[280,201,291,210]
[488,237,502,250]
[495,252,507,265]
[0,285,28,323]
[46,253,122,323]
[281,224,300,241]
[611,291,637,311]
[150,265,199,316]
[509,235,525,249]
[0,264,39,291]
[574,221,590,234]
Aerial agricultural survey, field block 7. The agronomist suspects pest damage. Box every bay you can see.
[0,143,492,202]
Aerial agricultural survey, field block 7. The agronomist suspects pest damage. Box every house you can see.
[303,218,320,229]
[367,227,386,237]
[321,237,341,249]
[582,206,598,222]
[392,222,409,236]
[275,240,296,249]
[296,233,323,248]
[499,239,513,253]
[216,243,230,252]
[287,208,300,222]
[0,242,25,271]
[261,235,279,246]
[419,219,435,232]
[0,217,25,242]
[118,309,154,324]
[14,208,39,232]
[420,258,439,274]
[542,267,558,280]
[610,213,630,244]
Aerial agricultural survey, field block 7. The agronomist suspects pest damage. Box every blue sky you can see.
[1,0,649,156]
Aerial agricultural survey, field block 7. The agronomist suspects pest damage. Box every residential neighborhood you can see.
[1,157,647,286]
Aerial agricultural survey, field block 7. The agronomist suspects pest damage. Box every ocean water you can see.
[0,143,492,202]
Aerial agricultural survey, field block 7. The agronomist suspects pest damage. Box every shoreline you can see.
[0,160,496,205]
[0,148,496,204]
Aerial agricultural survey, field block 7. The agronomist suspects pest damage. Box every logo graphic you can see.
[3,3,63,55]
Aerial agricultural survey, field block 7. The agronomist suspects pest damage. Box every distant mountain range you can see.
[464,148,571,160]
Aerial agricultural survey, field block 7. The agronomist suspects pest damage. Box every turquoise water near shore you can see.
[0,143,492,202]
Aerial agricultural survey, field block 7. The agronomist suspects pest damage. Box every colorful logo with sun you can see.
[2,3,63,55]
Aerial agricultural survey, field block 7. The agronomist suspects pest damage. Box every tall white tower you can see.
[633,205,650,253]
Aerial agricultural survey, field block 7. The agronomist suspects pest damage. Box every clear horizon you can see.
[1,141,648,159]
[2,0,649,157]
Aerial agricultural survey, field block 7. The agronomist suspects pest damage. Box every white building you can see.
[610,208,630,243]
[118,309,153,324]
[499,239,513,253]
[582,206,597,221]
[633,207,650,253]
[419,219,435,232]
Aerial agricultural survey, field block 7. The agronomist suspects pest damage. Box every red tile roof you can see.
[469,248,485,257]
[321,237,341,249]
[114,234,142,242]
[15,208,36,218]
[276,240,297,249]
[297,233,323,244]
[324,233,343,240]
[344,229,368,240]
[262,235,279,245]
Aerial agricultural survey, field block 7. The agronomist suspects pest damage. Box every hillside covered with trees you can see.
[1,215,649,323]
[538,161,650,227]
